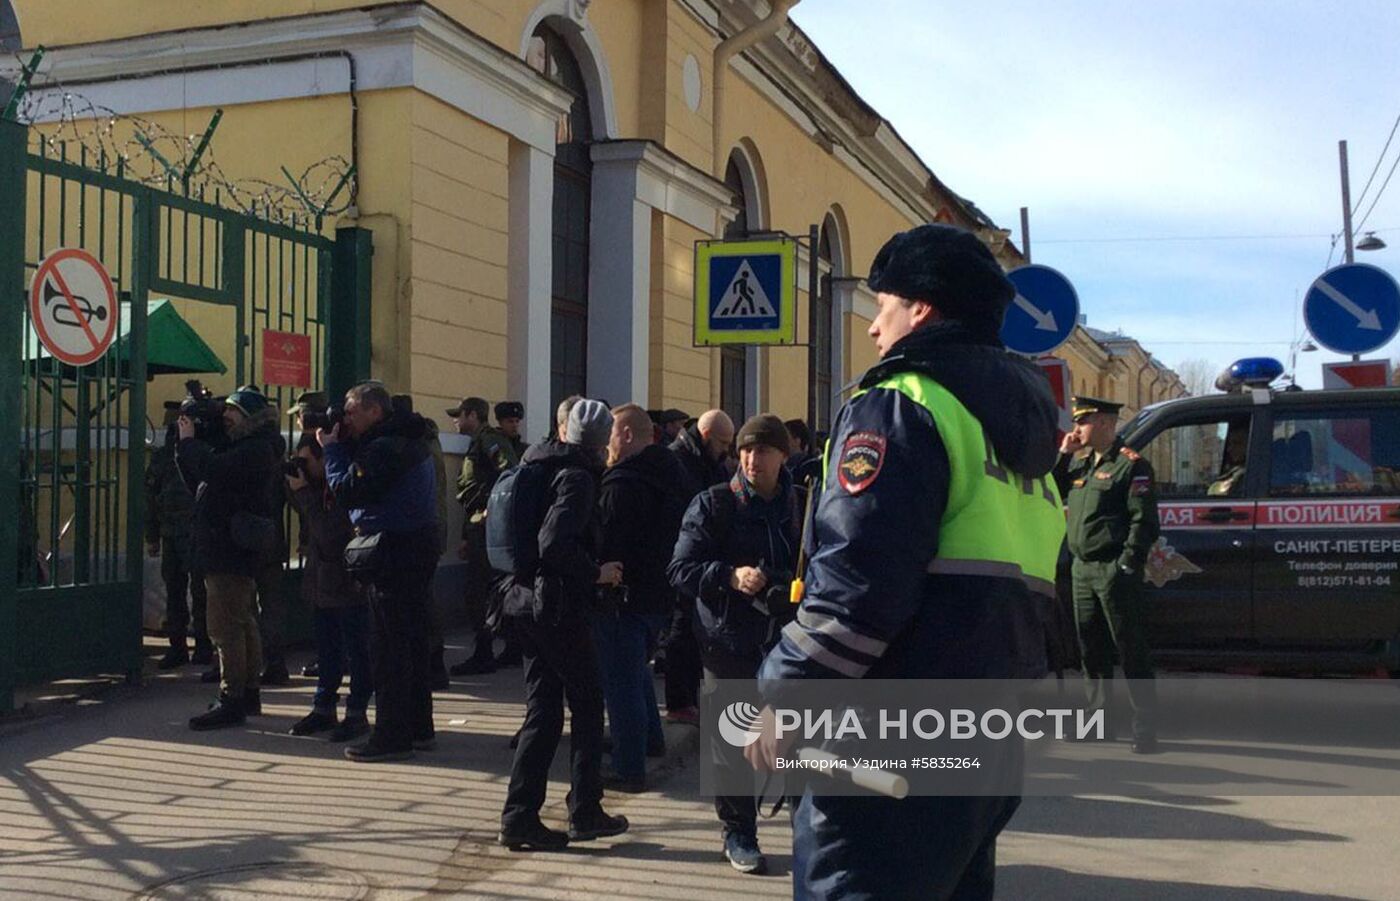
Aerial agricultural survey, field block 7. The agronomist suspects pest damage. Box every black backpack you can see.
[485,463,549,576]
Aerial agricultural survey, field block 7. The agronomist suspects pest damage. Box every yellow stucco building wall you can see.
[11,0,1179,444]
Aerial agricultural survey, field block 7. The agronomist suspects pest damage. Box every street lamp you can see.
[1357,231,1387,252]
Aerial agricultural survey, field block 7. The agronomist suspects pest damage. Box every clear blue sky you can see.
[790,1,1400,389]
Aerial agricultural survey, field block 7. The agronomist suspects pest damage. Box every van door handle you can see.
[1231,539,1244,548]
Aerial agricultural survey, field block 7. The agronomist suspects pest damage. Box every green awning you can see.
[24,298,227,376]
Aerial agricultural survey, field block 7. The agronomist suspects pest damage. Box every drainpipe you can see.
[713,0,801,178]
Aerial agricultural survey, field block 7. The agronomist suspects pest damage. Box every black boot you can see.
[499,818,570,851]
[158,642,190,670]
[243,686,262,716]
[430,647,451,691]
[189,693,245,731]
[191,640,214,666]
[290,710,337,736]
[568,807,630,841]
[449,654,497,676]
[260,662,290,686]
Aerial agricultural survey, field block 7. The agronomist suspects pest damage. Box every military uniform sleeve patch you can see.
[838,431,886,494]
[1131,475,1152,496]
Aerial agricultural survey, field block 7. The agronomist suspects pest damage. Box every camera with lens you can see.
[751,566,795,619]
[177,379,225,442]
[300,404,344,432]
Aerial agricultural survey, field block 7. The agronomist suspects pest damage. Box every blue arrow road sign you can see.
[1303,263,1400,355]
[1002,264,1079,355]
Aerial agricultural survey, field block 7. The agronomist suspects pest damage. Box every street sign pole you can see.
[1339,140,1355,266]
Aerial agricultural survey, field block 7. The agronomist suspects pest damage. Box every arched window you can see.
[528,24,592,410]
[720,155,749,427]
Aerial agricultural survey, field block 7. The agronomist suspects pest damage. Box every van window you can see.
[1140,416,1251,499]
[1269,409,1400,496]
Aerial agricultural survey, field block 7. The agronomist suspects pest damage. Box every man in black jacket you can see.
[595,403,689,791]
[668,414,803,874]
[498,399,630,851]
[176,386,281,731]
[663,408,735,723]
[321,383,440,763]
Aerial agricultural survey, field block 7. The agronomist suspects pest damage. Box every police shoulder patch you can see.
[838,431,886,494]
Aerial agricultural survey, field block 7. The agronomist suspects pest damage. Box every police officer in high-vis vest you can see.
[1053,396,1161,754]
[751,224,1067,900]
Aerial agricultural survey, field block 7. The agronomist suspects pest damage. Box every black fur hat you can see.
[866,224,1014,340]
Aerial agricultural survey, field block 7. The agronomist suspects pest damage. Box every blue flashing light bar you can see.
[1214,357,1285,392]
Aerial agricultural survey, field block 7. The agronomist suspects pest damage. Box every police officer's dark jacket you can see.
[175,406,281,576]
[669,423,729,500]
[760,321,1064,682]
[668,465,805,660]
[323,407,437,536]
[598,444,690,617]
[499,439,606,624]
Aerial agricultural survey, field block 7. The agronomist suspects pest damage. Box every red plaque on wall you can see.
[262,329,312,387]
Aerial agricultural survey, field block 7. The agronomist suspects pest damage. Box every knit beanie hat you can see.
[566,398,613,449]
[735,414,791,456]
[225,385,269,418]
[866,223,1014,341]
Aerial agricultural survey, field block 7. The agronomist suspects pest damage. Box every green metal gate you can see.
[0,119,371,712]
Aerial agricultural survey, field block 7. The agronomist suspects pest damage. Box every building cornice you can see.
[0,2,574,153]
[591,139,737,233]
[685,0,1010,242]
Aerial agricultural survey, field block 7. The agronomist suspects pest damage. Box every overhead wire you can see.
[1354,149,1400,232]
[1350,111,1400,215]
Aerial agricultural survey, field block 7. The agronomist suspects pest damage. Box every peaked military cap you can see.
[1071,396,1123,421]
[287,390,328,416]
[495,400,525,422]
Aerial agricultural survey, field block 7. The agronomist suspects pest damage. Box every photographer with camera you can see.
[667,414,804,875]
[285,433,373,743]
[176,386,281,731]
[594,404,690,792]
[319,382,439,763]
[145,383,218,670]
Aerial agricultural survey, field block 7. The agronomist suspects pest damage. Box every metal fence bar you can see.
[0,119,29,713]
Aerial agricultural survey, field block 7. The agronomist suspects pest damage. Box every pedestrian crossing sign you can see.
[694,237,797,345]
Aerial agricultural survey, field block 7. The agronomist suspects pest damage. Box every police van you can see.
[1114,358,1400,672]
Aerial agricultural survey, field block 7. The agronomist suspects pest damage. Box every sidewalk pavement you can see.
[0,632,794,900]
[3,635,1397,899]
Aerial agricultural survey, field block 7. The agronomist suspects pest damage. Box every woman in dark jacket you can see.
[286,434,373,743]
[666,414,804,875]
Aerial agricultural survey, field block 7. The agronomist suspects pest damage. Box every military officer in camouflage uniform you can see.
[146,404,212,669]
[449,397,522,675]
[1053,396,1162,754]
